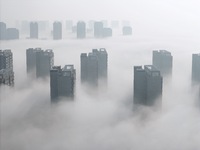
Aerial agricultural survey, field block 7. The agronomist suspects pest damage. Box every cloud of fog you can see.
[0,34,200,150]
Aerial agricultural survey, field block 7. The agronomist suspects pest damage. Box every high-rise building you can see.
[6,28,19,40]
[122,26,132,35]
[50,65,76,102]
[53,22,62,40]
[30,22,38,39]
[26,48,54,78]
[192,53,200,84]
[0,22,7,40]
[94,22,103,38]
[0,50,14,86]
[80,48,108,86]
[152,50,173,75]
[77,21,86,39]
[103,28,112,37]
[134,65,163,106]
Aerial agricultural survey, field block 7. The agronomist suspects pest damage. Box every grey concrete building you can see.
[77,21,86,39]
[80,48,108,86]
[94,22,103,38]
[192,53,200,84]
[6,28,19,40]
[0,50,14,86]
[53,22,62,40]
[50,65,76,102]
[30,22,38,39]
[0,22,7,40]
[134,65,163,106]
[152,50,173,75]
[26,48,54,78]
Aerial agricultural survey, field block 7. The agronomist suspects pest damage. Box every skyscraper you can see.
[0,50,14,86]
[6,28,19,40]
[152,50,173,75]
[0,22,7,40]
[53,22,62,40]
[80,48,108,86]
[77,21,86,39]
[122,26,132,35]
[26,48,54,78]
[30,22,38,39]
[192,53,200,84]
[50,65,76,102]
[134,65,163,106]
[94,22,103,38]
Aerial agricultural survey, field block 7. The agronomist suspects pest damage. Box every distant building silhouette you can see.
[123,26,132,35]
[6,28,19,40]
[81,48,108,86]
[26,48,54,78]
[77,21,86,39]
[134,65,163,106]
[111,20,119,28]
[0,22,7,40]
[30,22,38,39]
[94,22,103,38]
[50,65,76,102]
[152,50,173,75]
[192,53,200,84]
[0,50,14,86]
[103,28,112,37]
[53,22,62,40]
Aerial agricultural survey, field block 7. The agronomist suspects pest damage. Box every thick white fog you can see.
[0,35,200,150]
[1,0,200,149]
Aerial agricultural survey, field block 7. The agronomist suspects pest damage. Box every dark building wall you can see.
[80,53,88,83]
[6,28,19,40]
[153,50,173,75]
[53,22,62,40]
[77,21,86,39]
[30,22,38,39]
[134,65,163,106]
[0,22,7,40]
[94,22,103,38]
[192,53,200,83]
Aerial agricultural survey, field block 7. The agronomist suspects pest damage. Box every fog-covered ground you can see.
[0,33,200,150]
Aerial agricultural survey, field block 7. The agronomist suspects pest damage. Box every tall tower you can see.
[0,22,7,40]
[77,21,86,39]
[94,22,103,38]
[30,22,38,39]
[192,53,200,84]
[153,50,173,75]
[80,48,108,86]
[53,22,62,40]
[26,48,54,78]
[50,65,76,102]
[134,65,163,106]
[0,50,14,86]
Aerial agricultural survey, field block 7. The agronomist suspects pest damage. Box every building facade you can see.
[0,50,14,86]
[0,22,7,40]
[50,65,76,102]
[80,48,108,86]
[30,22,38,39]
[77,21,86,39]
[134,65,163,106]
[26,48,54,78]
[192,53,200,84]
[53,22,62,40]
[153,50,173,75]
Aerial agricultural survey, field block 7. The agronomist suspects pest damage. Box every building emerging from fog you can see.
[122,26,132,35]
[50,65,76,102]
[192,53,200,84]
[77,21,86,39]
[26,48,54,78]
[153,50,173,75]
[134,65,163,106]
[53,22,62,40]
[0,50,14,86]
[30,22,38,39]
[0,22,7,40]
[94,22,104,38]
[81,48,108,86]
